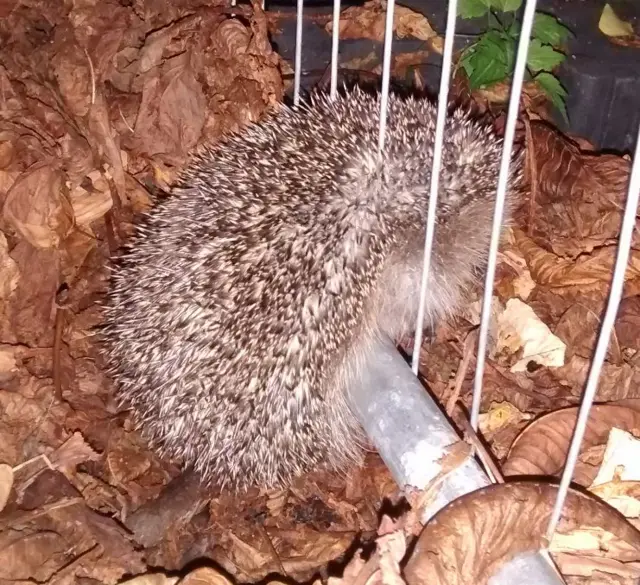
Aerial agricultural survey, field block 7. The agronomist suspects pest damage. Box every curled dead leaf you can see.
[326,0,440,46]
[554,303,623,364]
[2,162,74,248]
[525,122,635,259]
[133,56,206,161]
[51,43,92,118]
[515,228,640,290]
[0,232,19,300]
[503,401,640,485]
[0,531,67,581]
[0,345,19,380]
[615,296,640,354]
[87,91,128,205]
[404,482,640,585]
[212,18,252,59]
[69,182,113,227]
[49,431,101,475]
[180,567,233,585]
[120,574,179,585]
[0,463,13,512]
[0,140,13,168]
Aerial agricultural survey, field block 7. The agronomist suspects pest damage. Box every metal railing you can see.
[288,0,640,581]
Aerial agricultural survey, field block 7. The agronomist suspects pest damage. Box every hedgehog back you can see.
[101,89,512,490]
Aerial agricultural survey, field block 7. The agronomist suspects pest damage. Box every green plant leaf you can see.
[491,0,522,12]
[458,0,490,19]
[533,12,572,46]
[535,71,568,123]
[526,38,566,73]
[461,30,514,88]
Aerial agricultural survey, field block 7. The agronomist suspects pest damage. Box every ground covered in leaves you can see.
[0,0,640,584]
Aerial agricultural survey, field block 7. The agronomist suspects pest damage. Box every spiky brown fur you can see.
[100,87,523,491]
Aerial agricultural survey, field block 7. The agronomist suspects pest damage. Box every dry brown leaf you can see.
[86,91,128,205]
[503,401,640,484]
[59,134,95,190]
[0,345,19,380]
[51,42,92,118]
[516,229,640,290]
[0,531,67,581]
[2,162,74,249]
[279,529,357,574]
[49,431,101,475]
[180,567,233,585]
[132,55,207,161]
[551,356,640,402]
[4,243,60,346]
[68,181,113,226]
[211,19,252,59]
[392,51,431,79]
[591,481,640,519]
[0,0,19,18]
[554,552,640,579]
[555,303,623,364]
[0,463,14,512]
[615,296,640,354]
[404,482,640,585]
[106,442,152,485]
[120,574,180,585]
[326,0,440,45]
[525,122,635,259]
[0,232,19,301]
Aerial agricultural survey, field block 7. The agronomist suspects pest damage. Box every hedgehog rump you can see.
[99,88,523,491]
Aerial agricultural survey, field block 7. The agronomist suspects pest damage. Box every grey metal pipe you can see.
[347,334,565,585]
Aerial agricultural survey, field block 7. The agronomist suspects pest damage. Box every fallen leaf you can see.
[0,531,67,581]
[591,481,640,519]
[554,303,623,364]
[591,428,640,487]
[180,567,233,585]
[49,431,102,475]
[404,482,640,585]
[132,56,207,161]
[2,162,74,249]
[5,242,60,346]
[0,463,13,512]
[121,573,180,585]
[0,232,19,300]
[494,297,566,372]
[326,0,441,47]
[503,401,640,485]
[478,401,532,437]
[599,4,634,38]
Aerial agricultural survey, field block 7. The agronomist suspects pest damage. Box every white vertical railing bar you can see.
[469,0,538,430]
[293,0,304,106]
[330,0,341,99]
[546,125,640,541]
[410,0,459,375]
[377,0,397,150]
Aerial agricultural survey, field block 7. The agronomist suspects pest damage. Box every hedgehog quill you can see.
[100,88,523,491]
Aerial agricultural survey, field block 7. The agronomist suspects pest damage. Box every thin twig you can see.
[523,111,538,237]
[259,523,288,577]
[83,48,96,106]
[455,402,505,484]
[445,329,477,416]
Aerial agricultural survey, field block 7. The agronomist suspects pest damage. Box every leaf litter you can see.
[0,0,640,584]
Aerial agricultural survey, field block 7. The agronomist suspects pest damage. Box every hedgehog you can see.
[99,87,523,492]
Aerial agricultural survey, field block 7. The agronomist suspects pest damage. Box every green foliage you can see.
[458,0,492,20]
[534,71,568,121]
[532,12,572,46]
[460,30,515,88]
[456,2,572,120]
